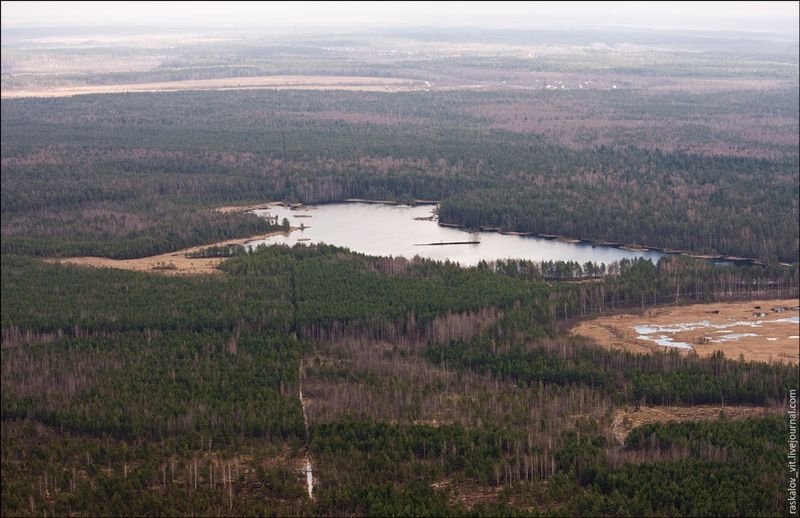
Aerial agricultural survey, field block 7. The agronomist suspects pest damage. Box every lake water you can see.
[247,203,664,267]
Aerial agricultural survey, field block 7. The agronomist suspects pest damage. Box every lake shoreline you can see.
[431,219,765,266]
[223,198,768,267]
[246,200,664,266]
[42,199,780,276]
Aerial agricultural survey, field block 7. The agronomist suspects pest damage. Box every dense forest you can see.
[2,245,798,515]
[2,23,799,517]
[2,86,798,262]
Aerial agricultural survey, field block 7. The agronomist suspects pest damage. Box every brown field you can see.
[611,404,780,444]
[571,299,800,364]
[46,229,292,275]
[1,75,427,99]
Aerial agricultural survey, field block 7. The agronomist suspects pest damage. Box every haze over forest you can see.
[2,1,799,35]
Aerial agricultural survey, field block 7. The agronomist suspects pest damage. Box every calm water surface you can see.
[247,203,664,267]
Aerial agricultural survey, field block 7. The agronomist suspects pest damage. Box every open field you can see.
[4,71,792,100]
[610,404,780,444]
[571,299,800,364]
[1,75,428,99]
[46,229,293,275]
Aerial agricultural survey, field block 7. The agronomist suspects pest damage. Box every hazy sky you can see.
[2,1,799,35]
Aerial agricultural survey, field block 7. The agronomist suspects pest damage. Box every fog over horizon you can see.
[2,1,799,38]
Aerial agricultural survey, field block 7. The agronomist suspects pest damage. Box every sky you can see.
[2,1,799,35]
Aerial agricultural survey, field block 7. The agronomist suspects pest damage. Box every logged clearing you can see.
[1,75,427,99]
[611,404,779,444]
[571,299,800,364]
[46,229,292,275]
[431,480,502,509]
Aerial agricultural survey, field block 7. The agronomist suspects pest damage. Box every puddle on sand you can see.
[713,333,758,342]
[633,315,798,350]
[636,334,693,349]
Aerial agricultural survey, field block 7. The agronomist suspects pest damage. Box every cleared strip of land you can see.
[1,75,427,99]
[610,404,780,444]
[571,299,800,364]
[46,229,292,275]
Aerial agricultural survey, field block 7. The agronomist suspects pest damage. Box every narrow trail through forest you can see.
[299,363,314,500]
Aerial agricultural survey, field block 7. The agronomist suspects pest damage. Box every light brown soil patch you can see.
[571,299,799,364]
[611,404,779,444]
[46,229,293,275]
[431,479,503,509]
[1,75,427,99]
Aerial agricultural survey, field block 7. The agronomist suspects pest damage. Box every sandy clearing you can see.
[46,229,293,275]
[1,75,427,99]
[571,299,799,364]
[611,404,779,444]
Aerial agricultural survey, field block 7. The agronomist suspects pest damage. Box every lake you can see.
[247,202,664,266]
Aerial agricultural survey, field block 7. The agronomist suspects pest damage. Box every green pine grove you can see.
[2,245,798,515]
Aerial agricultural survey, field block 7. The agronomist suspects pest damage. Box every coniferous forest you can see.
[2,16,799,517]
